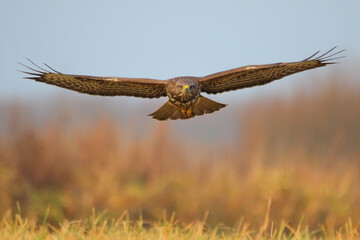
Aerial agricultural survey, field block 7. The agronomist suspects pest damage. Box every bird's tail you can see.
[192,95,227,116]
[148,101,182,121]
[149,96,226,121]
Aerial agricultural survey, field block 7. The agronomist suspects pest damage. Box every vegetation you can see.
[0,73,359,238]
[0,205,359,239]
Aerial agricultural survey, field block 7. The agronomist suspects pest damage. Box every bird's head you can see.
[168,77,199,102]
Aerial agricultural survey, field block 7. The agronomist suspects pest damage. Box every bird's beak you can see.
[183,85,189,93]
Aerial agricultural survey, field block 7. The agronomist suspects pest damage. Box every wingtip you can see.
[18,59,63,75]
[304,46,345,64]
[24,77,40,80]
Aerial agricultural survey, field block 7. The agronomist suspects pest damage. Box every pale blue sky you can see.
[1,0,359,102]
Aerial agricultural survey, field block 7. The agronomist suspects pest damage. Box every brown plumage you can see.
[20,47,344,121]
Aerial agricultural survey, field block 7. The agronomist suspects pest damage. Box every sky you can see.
[1,0,359,103]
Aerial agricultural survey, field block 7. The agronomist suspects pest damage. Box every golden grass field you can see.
[0,72,359,239]
[0,206,359,239]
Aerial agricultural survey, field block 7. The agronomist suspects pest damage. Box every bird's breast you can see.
[168,95,199,107]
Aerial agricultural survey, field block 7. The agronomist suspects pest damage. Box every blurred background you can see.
[1,0,360,228]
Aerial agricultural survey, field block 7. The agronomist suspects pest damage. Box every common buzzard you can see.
[20,47,344,121]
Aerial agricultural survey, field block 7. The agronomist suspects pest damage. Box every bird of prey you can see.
[20,47,344,121]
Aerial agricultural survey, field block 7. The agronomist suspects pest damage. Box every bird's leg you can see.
[181,108,187,116]
[186,106,192,117]
[181,107,192,117]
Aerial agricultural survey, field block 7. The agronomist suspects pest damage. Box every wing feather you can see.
[20,62,167,99]
[200,47,345,94]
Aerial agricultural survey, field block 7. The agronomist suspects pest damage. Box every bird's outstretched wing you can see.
[19,60,167,98]
[199,47,345,94]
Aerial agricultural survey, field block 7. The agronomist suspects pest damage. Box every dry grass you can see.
[0,206,359,239]
[0,72,359,238]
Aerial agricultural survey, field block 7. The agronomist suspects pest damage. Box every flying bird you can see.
[20,47,344,121]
